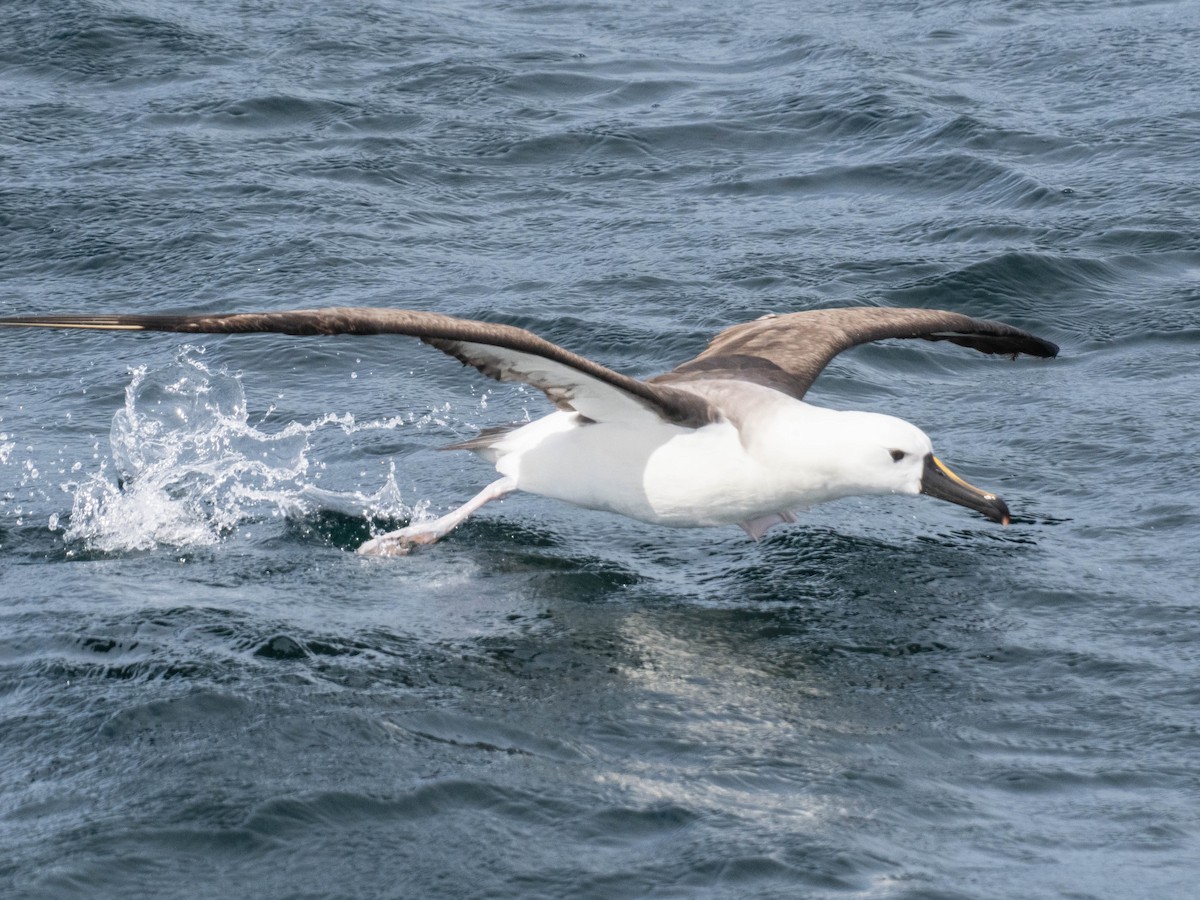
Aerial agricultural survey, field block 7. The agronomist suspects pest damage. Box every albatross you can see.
[0,306,1057,555]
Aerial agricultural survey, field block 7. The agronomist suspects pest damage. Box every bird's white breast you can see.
[488,407,816,527]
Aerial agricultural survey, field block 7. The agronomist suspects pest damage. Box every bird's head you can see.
[804,410,1011,525]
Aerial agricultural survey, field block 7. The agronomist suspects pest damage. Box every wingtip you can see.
[1028,334,1060,359]
[0,315,149,331]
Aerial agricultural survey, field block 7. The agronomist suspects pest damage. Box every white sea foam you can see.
[60,349,425,553]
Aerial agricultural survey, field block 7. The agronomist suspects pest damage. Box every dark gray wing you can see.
[0,307,716,427]
[650,306,1059,400]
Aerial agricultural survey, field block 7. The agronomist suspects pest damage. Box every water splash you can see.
[61,349,423,553]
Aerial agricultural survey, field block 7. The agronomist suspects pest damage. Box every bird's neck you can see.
[750,405,905,502]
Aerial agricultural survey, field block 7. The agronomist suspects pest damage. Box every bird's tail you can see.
[439,422,523,455]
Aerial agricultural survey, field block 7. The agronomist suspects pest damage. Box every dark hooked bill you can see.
[920,453,1011,525]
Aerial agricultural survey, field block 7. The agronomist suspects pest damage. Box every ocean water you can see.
[2,0,1199,897]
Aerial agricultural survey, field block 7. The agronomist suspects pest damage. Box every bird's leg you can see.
[738,510,796,541]
[357,476,517,557]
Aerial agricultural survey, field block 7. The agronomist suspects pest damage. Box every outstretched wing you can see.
[0,307,717,427]
[650,306,1059,400]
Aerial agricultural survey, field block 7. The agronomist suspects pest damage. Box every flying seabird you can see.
[0,306,1057,555]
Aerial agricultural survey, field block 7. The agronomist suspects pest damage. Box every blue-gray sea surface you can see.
[2,0,1199,897]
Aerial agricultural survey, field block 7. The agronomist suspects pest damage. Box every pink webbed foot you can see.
[356,476,516,557]
[738,510,797,541]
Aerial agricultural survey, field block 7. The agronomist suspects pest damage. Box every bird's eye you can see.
[889,449,906,462]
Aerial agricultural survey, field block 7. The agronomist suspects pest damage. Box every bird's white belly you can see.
[489,412,792,527]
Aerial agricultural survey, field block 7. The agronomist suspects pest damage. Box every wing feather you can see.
[0,307,716,427]
[650,306,1058,400]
